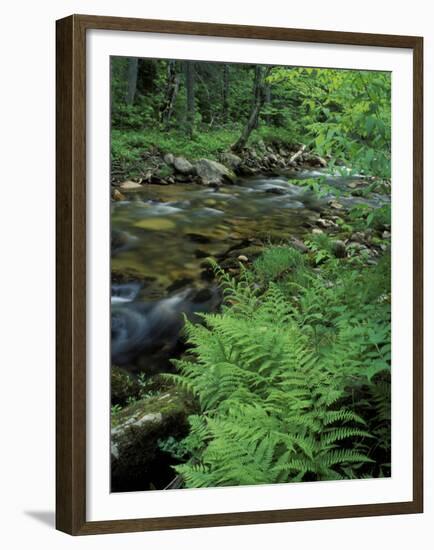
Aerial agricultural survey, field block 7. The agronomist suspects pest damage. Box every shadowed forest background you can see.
[110,57,392,493]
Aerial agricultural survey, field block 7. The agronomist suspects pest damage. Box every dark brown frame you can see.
[56,14,424,535]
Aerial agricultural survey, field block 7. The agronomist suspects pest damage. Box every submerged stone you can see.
[134,218,176,231]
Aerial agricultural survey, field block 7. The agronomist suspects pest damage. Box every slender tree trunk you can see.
[252,66,261,106]
[222,64,229,123]
[232,66,271,153]
[125,58,138,105]
[161,61,180,125]
[185,61,195,138]
[264,83,271,124]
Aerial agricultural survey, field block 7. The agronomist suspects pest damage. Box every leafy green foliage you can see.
[157,436,189,460]
[348,203,391,232]
[166,248,391,488]
[111,57,391,179]
[304,234,335,265]
[253,245,305,282]
[268,68,391,177]
[290,177,338,199]
[112,128,241,168]
[110,56,392,490]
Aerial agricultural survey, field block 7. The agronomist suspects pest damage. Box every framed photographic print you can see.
[56,14,423,535]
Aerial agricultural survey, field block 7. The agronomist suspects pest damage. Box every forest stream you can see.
[111,170,388,374]
[109,57,392,494]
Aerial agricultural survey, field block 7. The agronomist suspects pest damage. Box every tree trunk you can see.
[185,61,195,138]
[252,66,262,130]
[264,83,271,124]
[125,58,138,105]
[232,66,271,153]
[252,66,261,106]
[222,64,229,123]
[161,61,180,125]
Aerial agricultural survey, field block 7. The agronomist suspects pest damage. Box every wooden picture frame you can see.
[56,14,423,535]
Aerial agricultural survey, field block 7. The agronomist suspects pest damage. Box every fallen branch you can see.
[289,144,306,164]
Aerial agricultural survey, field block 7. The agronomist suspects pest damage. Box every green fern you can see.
[166,245,391,488]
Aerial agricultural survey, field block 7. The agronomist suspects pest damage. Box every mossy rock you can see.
[111,388,195,492]
[195,158,236,185]
[134,218,176,231]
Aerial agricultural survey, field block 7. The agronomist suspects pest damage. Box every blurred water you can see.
[110,172,386,368]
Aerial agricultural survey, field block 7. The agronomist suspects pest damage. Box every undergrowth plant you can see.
[165,247,391,488]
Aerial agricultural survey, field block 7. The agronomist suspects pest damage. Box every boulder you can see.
[220,152,242,172]
[111,389,194,492]
[195,159,236,185]
[163,153,175,166]
[173,156,195,175]
[119,180,143,191]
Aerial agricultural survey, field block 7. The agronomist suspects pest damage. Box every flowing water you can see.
[111,171,386,371]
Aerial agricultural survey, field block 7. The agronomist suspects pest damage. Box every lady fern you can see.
[164,245,391,488]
